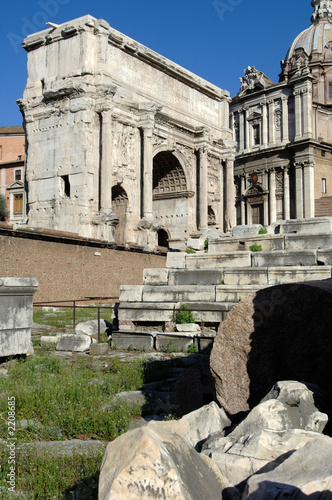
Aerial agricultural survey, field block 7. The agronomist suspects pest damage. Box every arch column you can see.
[225,157,236,231]
[143,126,154,220]
[199,146,209,230]
[100,109,113,212]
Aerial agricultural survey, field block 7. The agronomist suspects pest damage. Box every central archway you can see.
[153,151,190,247]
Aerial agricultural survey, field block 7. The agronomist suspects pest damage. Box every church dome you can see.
[285,21,332,62]
[280,1,332,81]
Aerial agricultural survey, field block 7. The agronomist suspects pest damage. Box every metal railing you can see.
[33,298,234,343]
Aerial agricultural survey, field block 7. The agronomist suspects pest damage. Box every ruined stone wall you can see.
[0,226,165,302]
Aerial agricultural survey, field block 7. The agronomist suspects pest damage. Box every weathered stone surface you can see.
[267,266,331,284]
[216,284,267,302]
[143,268,169,286]
[168,269,224,286]
[56,334,92,352]
[175,323,201,333]
[243,436,332,499]
[285,233,332,250]
[75,319,112,336]
[210,280,332,419]
[118,285,143,302]
[209,235,285,253]
[0,278,38,357]
[186,252,251,269]
[202,382,328,490]
[252,250,317,267]
[111,331,154,351]
[156,333,195,352]
[142,285,216,302]
[279,217,332,235]
[117,302,175,322]
[166,252,186,269]
[99,404,232,500]
[223,268,268,285]
[40,335,62,346]
[232,224,263,238]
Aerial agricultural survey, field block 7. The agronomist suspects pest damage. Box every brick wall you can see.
[0,226,166,302]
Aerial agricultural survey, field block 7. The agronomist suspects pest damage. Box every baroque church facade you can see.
[231,0,332,227]
[18,0,332,250]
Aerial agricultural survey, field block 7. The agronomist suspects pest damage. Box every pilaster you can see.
[269,168,277,224]
[295,162,304,219]
[281,96,289,143]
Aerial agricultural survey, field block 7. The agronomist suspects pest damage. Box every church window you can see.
[322,178,327,194]
[253,124,260,145]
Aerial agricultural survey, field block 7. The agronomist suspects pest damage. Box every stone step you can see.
[209,235,285,253]
[279,217,332,235]
[142,285,217,303]
[223,266,332,286]
[216,285,267,302]
[117,302,235,323]
[285,233,332,250]
[251,250,317,267]
[186,251,251,269]
[168,270,224,286]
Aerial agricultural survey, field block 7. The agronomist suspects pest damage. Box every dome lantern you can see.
[311,0,332,24]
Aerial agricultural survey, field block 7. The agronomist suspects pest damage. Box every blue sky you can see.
[1,0,311,126]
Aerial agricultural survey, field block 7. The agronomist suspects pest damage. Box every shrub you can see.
[259,227,268,235]
[176,304,195,324]
[250,243,263,252]
[0,193,8,222]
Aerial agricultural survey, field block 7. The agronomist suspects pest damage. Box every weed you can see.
[185,248,196,254]
[259,227,268,235]
[204,238,209,252]
[187,343,198,354]
[249,243,263,252]
[162,341,179,353]
[176,305,195,324]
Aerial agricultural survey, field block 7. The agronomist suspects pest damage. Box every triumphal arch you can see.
[18,15,235,250]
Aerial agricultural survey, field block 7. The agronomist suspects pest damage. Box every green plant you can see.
[259,227,268,235]
[187,343,198,354]
[249,243,263,252]
[176,304,195,324]
[185,248,196,254]
[163,341,179,353]
[204,238,209,253]
[0,193,8,222]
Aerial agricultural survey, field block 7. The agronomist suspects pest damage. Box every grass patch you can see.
[0,351,151,498]
[33,306,114,329]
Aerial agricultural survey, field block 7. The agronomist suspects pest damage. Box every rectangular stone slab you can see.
[252,250,317,268]
[155,333,194,352]
[118,302,176,322]
[216,285,267,302]
[142,285,216,302]
[143,269,169,286]
[267,266,332,285]
[119,285,143,302]
[224,268,269,286]
[209,235,285,253]
[111,332,154,351]
[186,252,251,269]
[285,233,332,250]
[279,217,332,235]
[168,270,224,286]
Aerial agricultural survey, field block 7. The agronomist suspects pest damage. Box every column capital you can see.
[281,95,289,102]
[267,98,274,106]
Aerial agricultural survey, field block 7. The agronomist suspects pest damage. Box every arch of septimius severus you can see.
[18,15,235,251]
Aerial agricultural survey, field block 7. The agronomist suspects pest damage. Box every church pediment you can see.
[7,181,24,190]
[247,111,262,121]
[238,66,275,96]
[244,183,268,197]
